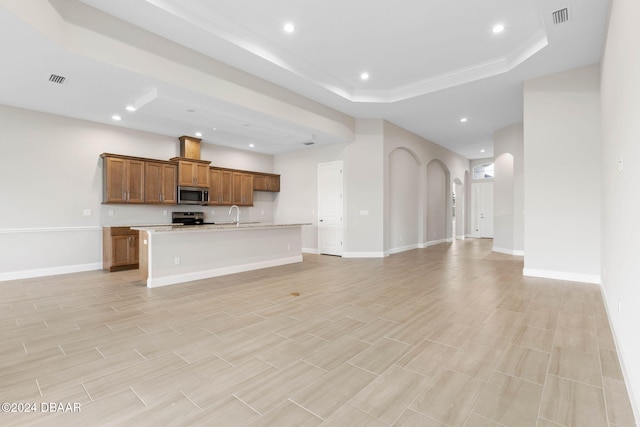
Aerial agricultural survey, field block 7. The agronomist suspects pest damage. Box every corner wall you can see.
[601,0,640,418]
[523,64,601,284]
[493,123,524,255]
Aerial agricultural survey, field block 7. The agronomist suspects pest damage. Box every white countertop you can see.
[131,223,311,233]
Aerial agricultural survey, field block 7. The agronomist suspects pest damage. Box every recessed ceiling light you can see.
[212,127,217,131]
[283,22,295,33]
[249,143,255,148]
[360,72,370,81]
[111,115,121,121]
[480,149,486,153]
[195,132,202,137]
[492,23,505,34]
[460,117,468,123]
[125,105,136,112]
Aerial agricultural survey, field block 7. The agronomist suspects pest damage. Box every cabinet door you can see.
[221,170,233,205]
[232,172,243,205]
[232,173,253,206]
[144,162,162,204]
[104,157,127,203]
[195,163,210,187]
[161,164,177,204]
[267,175,280,192]
[112,235,133,266]
[209,169,222,205]
[253,175,268,191]
[178,161,196,186]
[126,160,145,203]
[241,173,253,206]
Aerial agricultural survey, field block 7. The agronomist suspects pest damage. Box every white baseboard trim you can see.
[342,252,385,258]
[523,268,601,285]
[425,239,448,247]
[493,247,525,256]
[302,247,319,254]
[0,262,102,282]
[147,255,303,288]
[387,244,419,255]
[598,284,640,423]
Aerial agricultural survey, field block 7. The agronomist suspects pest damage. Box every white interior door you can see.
[318,161,343,256]
[472,182,494,238]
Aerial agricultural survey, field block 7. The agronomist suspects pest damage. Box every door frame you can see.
[317,161,344,256]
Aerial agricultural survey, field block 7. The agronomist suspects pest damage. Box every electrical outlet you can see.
[287,244,291,250]
[163,210,167,216]
[108,209,114,216]
[82,209,92,216]
[174,257,181,265]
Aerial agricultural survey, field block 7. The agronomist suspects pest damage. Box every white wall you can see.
[383,121,469,250]
[523,64,601,284]
[0,105,278,280]
[601,0,640,418]
[426,160,449,244]
[493,123,524,255]
[273,143,346,252]
[389,148,420,252]
[344,120,385,256]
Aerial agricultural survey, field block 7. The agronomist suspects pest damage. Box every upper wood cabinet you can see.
[253,173,280,192]
[102,153,278,206]
[209,168,233,206]
[145,161,177,204]
[171,158,211,188]
[102,154,145,204]
[232,172,254,206]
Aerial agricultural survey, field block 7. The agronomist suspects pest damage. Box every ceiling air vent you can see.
[303,141,315,146]
[48,74,67,85]
[552,8,569,25]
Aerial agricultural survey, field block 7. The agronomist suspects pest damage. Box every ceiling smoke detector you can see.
[48,74,67,85]
[552,8,570,25]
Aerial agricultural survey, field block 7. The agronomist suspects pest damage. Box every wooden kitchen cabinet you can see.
[145,161,177,204]
[232,172,254,206]
[171,158,211,187]
[102,154,145,204]
[209,168,233,205]
[253,173,280,192]
[103,227,139,272]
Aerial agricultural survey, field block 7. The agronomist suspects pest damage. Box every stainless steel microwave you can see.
[177,186,209,205]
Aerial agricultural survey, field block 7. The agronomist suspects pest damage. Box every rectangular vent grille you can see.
[48,74,67,84]
[552,8,569,24]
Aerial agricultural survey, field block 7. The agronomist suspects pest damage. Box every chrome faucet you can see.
[229,205,240,225]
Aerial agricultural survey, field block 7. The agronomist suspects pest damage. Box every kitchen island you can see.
[132,223,309,288]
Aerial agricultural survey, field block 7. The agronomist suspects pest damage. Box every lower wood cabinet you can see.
[103,227,139,272]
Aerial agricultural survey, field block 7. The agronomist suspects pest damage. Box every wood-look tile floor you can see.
[0,239,636,426]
